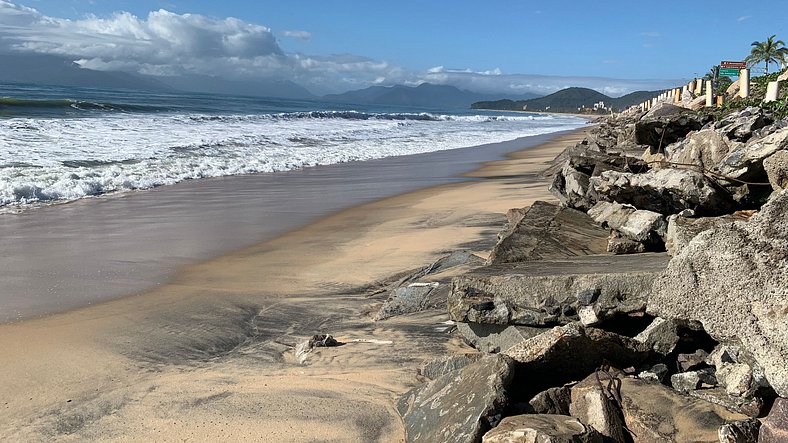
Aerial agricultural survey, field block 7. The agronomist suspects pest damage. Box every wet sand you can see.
[0,129,586,442]
[0,132,575,323]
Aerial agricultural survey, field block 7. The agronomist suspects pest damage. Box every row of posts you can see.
[637,69,782,112]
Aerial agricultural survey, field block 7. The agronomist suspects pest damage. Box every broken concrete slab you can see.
[455,322,544,354]
[488,201,609,265]
[449,254,669,327]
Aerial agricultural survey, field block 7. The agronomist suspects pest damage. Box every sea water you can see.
[0,83,586,210]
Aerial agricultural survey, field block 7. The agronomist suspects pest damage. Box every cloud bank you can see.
[0,1,683,96]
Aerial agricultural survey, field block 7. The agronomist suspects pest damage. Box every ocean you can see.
[0,83,586,211]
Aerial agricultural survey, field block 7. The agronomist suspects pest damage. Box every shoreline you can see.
[0,128,582,324]
[0,128,587,441]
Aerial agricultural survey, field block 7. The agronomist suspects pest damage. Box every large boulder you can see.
[449,254,669,327]
[715,107,772,142]
[716,127,788,182]
[488,201,608,265]
[591,168,737,216]
[481,414,604,443]
[588,201,667,246]
[618,377,748,442]
[373,283,447,321]
[502,324,654,391]
[665,129,742,171]
[649,189,788,396]
[635,112,705,151]
[664,213,748,256]
[397,355,515,443]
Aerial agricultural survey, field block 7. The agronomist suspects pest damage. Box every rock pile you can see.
[389,103,788,442]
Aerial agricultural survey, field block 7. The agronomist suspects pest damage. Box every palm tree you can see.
[746,35,788,74]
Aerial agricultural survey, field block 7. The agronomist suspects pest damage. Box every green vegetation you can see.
[746,35,788,74]
[711,70,788,120]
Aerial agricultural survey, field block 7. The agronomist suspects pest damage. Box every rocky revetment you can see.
[366,91,788,441]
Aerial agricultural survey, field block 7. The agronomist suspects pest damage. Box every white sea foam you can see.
[0,111,585,208]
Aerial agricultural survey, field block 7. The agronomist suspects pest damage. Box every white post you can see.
[688,80,696,94]
[740,69,750,99]
[705,80,714,107]
[765,81,780,102]
[694,79,703,95]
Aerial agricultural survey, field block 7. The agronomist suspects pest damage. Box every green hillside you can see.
[472,87,661,113]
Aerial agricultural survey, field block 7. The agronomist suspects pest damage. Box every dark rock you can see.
[569,373,629,443]
[639,363,669,383]
[481,414,604,443]
[488,201,609,265]
[649,189,788,397]
[527,386,572,415]
[418,354,484,380]
[715,107,772,142]
[677,349,711,372]
[591,168,737,216]
[397,355,514,443]
[374,283,446,321]
[294,334,341,364]
[635,112,705,151]
[633,317,680,355]
[618,377,748,442]
[718,418,760,443]
[759,397,788,442]
[456,322,543,354]
[449,254,668,327]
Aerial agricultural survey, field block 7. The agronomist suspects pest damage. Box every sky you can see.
[1,0,786,96]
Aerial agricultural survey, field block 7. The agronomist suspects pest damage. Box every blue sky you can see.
[3,0,787,95]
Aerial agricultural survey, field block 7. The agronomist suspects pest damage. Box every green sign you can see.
[719,68,740,77]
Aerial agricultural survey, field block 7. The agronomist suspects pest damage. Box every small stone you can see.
[677,349,711,372]
[639,363,669,383]
[718,418,760,443]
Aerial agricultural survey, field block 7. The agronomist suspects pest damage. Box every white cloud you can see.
[0,1,684,96]
[640,31,661,38]
[281,29,311,40]
[738,15,751,22]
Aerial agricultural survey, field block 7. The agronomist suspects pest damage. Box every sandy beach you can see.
[0,129,586,442]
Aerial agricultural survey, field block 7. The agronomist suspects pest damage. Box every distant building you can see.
[593,101,606,110]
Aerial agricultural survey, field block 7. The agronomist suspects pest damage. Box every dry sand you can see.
[0,130,585,442]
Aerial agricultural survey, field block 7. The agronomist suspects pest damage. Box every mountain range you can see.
[472,87,659,113]
[323,83,539,108]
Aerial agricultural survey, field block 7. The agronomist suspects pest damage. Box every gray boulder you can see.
[665,213,748,256]
[715,107,772,142]
[397,355,515,443]
[618,377,748,442]
[373,282,446,321]
[716,126,788,182]
[481,414,603,443]
[633,317,680,355]
[644,102,691,119]
[670,369,717,393]
[763,150,788,192]
[588,201,667,247]
[665,129,742,170]
[759,398,788,443]
[606,233,646,254]
[591,168,737,216]
[689,388,764,418]
[449,254,668,327]
[488,201,609,265]
[456,322,543,354]
[649,189,788,397]
[502,324,654,389]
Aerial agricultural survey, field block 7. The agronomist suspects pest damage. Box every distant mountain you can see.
[472,87,662,113]
[0,54,172,91]
[324,83,540,109]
